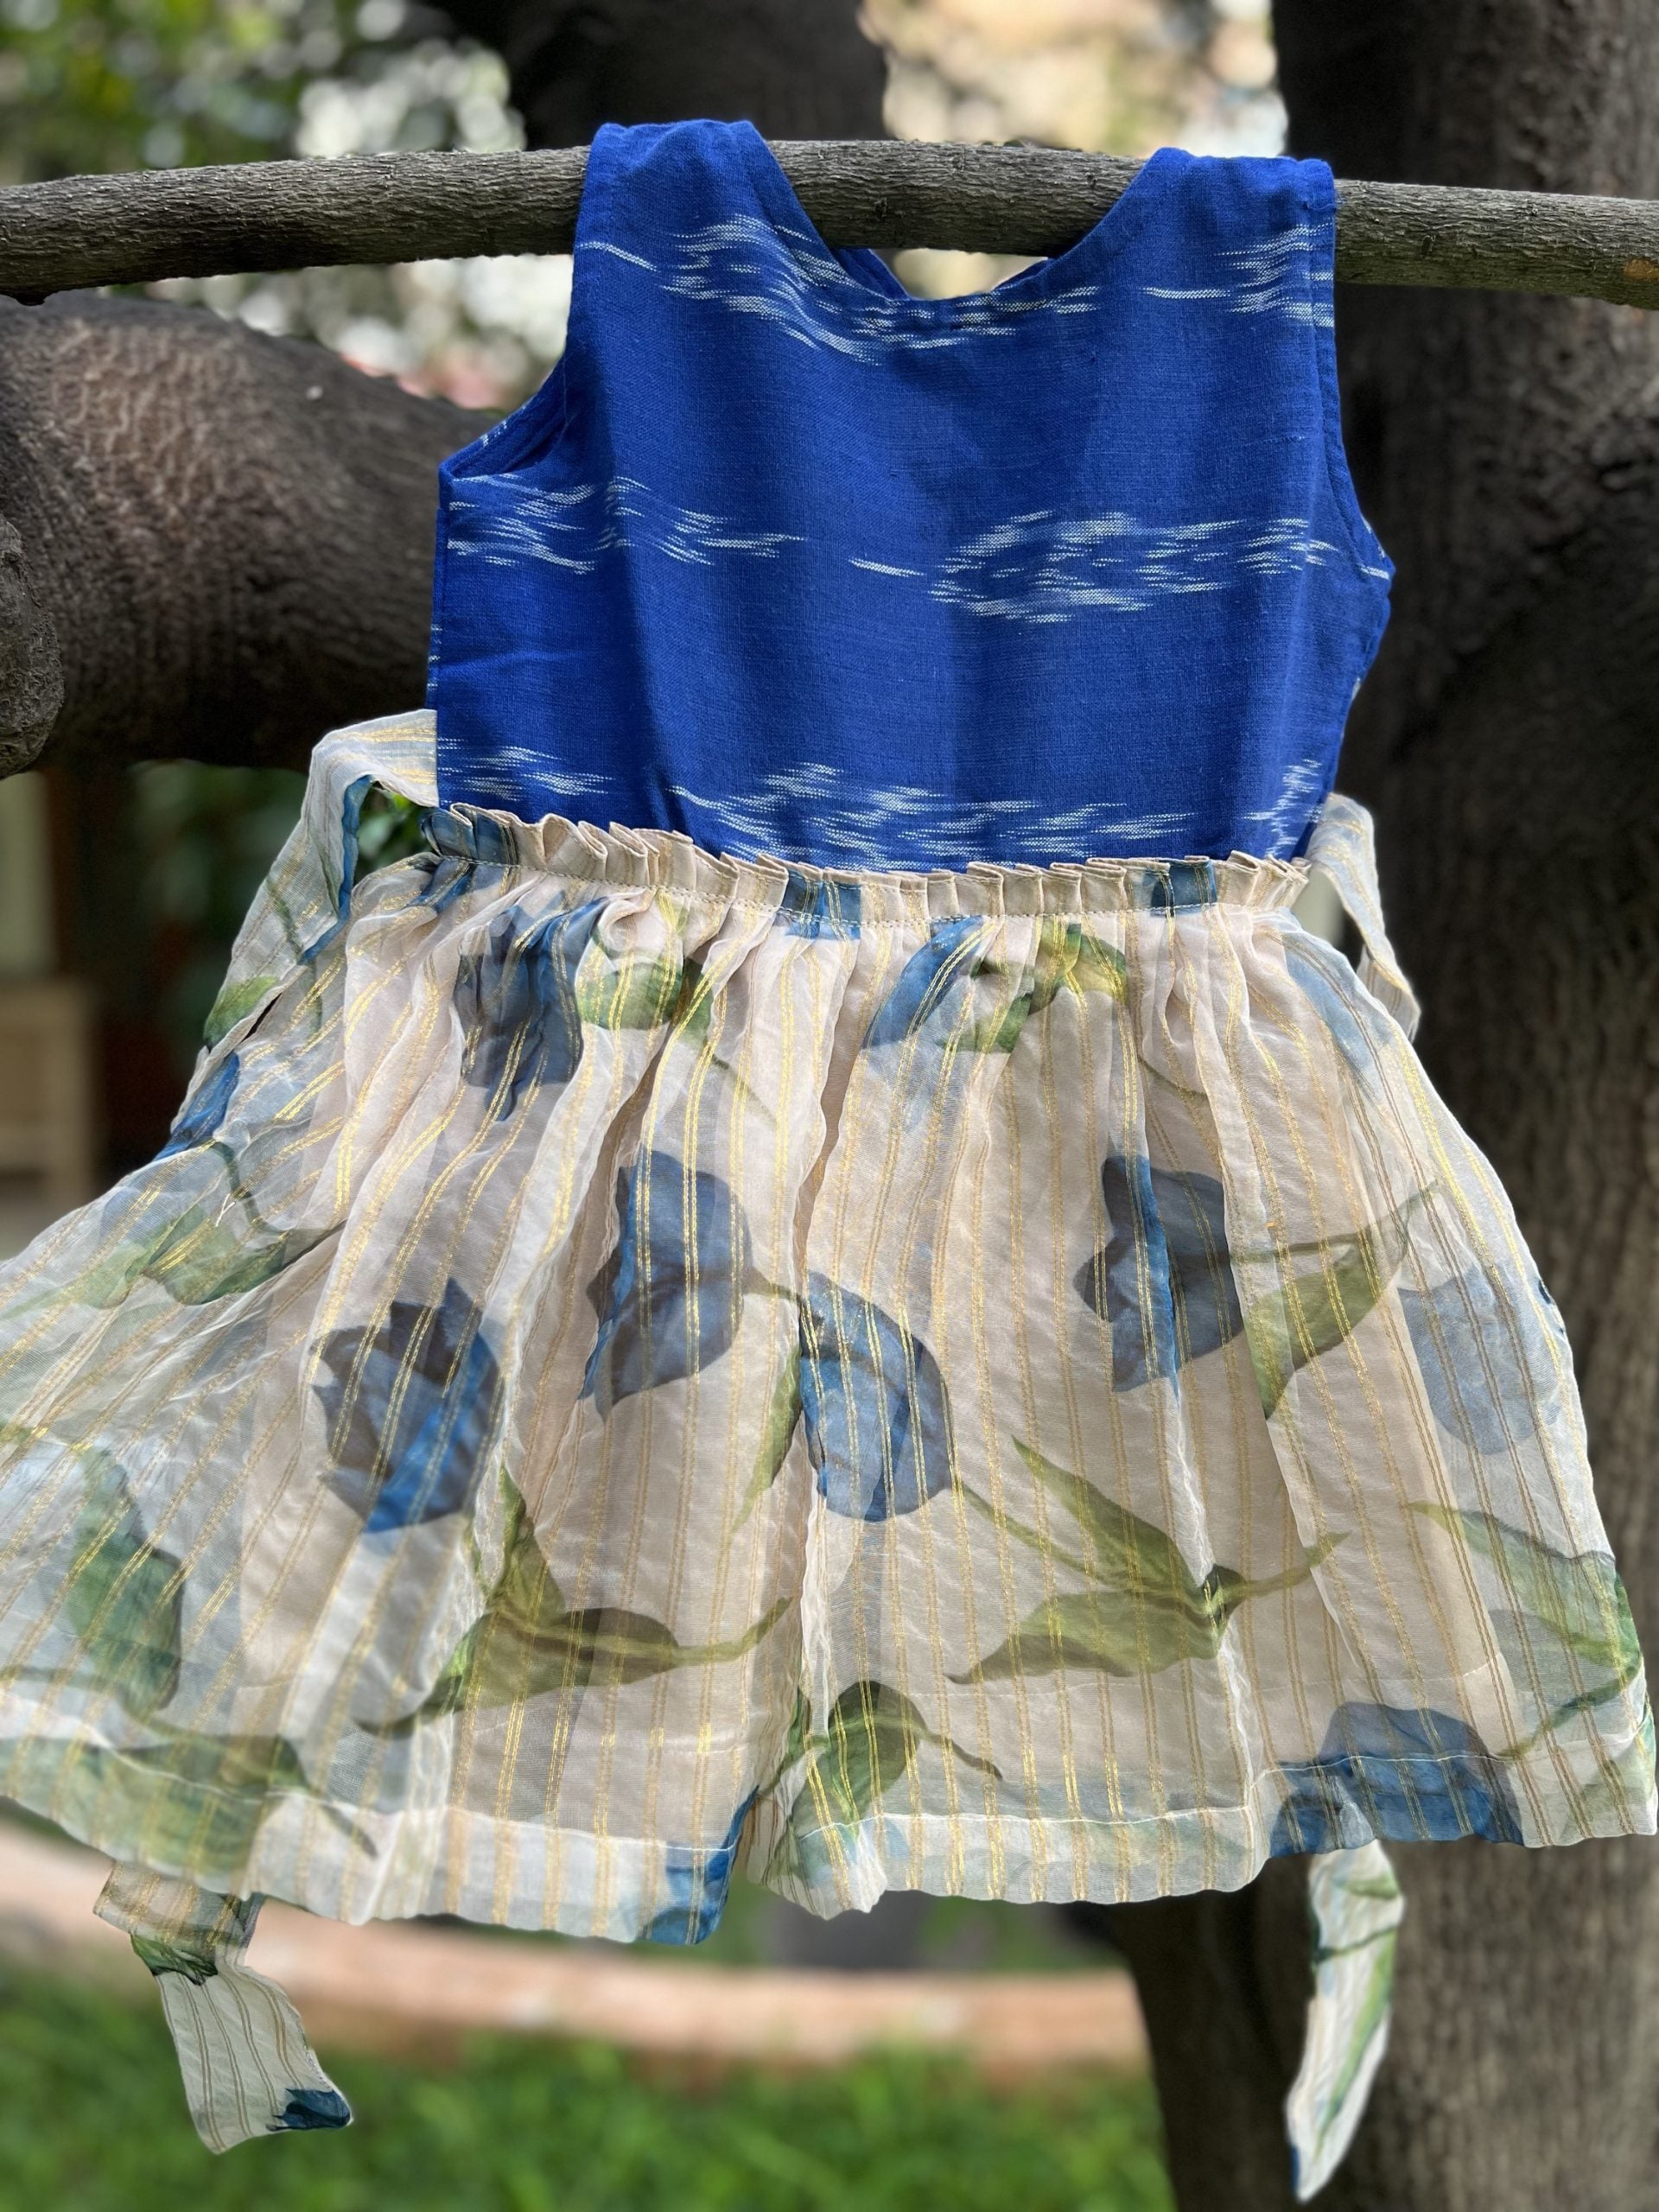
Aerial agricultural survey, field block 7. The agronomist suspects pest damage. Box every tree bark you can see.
[1104,4,1659,2206]
[5,143,1659,303]
[0,507,61,774]
[0,293,482,770]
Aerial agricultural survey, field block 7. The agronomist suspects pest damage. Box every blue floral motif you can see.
[429,808,518,866]
[582,1150,754,1418]
[315,1279,504,1530]
[1270,1701,1524,1855]
[1284,934,1389,1084]
[1399,1274,1556,1455]
[643,1791,756,1944]
[157,1053,241,1158]
[461,813,521,867]
[333,772,374,917]
[269,2086,352,2132]
[1136,861,1218,913]
[780,868,861,939]
[1073,1154,1242,1389]
[799,1275,954,1521]
[412,852,476,915]
[413,806,505,914]
[861,915,992,1048]
[453,899,606,1117]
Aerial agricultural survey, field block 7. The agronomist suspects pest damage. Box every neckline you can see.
[731,127,1178,322]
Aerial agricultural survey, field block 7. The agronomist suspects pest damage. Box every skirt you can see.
[0,712,1650,2182]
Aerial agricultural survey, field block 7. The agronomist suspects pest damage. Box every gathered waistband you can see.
[258,715,1418,1035]
[425,802,1312,925]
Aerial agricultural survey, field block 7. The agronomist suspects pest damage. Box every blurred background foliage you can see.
[0,0,1281,405]
[2,1956,1173,2212]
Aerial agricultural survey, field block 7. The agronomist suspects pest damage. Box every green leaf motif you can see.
[0,1729,346,1874]
[369,1478,791,1734]
[1415,1504,1643,1694]
[1069,928,1131,1001]
[1245,1192,1421,1417]
[770,1680,998,1883]
[130,1929,219,1984]
[672,957,716,1043]
[77,1204,331,1309]
[203,975,280,1052]
[575,943,687,1032]
[65,1456,182,1719]
[732,1346,803,1529]
[773,1686,814,1783]
[1571,1706,1656,1829]
[956,1440,1338,1681]
[962,917,1128,1053]
[1305,1918,1397,2152]
[1291,1842,1404,2196]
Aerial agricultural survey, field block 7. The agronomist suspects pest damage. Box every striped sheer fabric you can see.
[0,713,1649,1988]
[95,1865,351,2149]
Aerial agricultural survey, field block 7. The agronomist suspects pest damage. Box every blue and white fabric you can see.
[430,123,1392,868]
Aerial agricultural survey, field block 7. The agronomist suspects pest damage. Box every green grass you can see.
[441,1871,1113,1976]
[0,1961,1172,2212]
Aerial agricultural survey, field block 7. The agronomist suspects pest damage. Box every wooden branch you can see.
[2,141,1658,308]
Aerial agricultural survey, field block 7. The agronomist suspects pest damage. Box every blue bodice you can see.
[429,122,1391,868]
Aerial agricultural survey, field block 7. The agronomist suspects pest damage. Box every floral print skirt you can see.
[0,714,1650,2179]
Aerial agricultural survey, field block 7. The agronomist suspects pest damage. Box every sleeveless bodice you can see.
[429,122,1392,867]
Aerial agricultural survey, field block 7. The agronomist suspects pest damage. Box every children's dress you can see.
[0,124,1650,2192]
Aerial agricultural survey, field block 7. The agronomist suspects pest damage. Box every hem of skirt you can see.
[5,1720,1653,1940]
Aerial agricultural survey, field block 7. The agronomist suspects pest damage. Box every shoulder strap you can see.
[1138,147,1337,327]
[574,118,765,271]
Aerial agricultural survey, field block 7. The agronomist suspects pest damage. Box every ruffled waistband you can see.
[257,712,1418,1033]
[427,801,1311,924]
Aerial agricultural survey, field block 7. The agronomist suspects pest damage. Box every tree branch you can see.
[0,294,483,773]
[3,142,1659,308]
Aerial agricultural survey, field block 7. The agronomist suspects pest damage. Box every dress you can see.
[0,124,1650,2191]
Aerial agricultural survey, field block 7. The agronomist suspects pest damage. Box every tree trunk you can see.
[1107,4,1659,2205]
[438,0,885,150]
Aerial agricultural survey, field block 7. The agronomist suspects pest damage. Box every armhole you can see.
[435,321,572,489]
[425,480,448,710]
[1305,162,1393,588]
[429,139,610,715]
[428,259,576,712]
[439,130,621,487]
